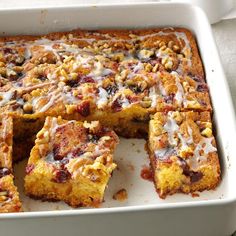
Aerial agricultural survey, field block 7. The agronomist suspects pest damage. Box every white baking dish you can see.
[0,3,236,236]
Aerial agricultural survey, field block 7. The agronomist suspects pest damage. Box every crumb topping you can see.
[34,117,118,183]
[0,28,208,116]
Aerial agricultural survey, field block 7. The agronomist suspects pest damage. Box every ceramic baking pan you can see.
[0,3,235,236]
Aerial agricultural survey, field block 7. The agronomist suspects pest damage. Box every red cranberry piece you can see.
[3,47,13,54]
[53,169,71,183]
[191,75,204,83]
[178,157,203,183]
[164,93,175,104]
[80,77,95,84]
[140,166,153,182]
[197,83,209,92]
[71,147,85,158]
[77,101,90,117]
[111,97,122,112]
[189,171,203,183]
[53,146,64,161]
[25,164,35,175]
[0,168,11,178]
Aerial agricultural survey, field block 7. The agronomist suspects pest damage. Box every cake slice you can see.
[0,174,22,213]
[0,114,13,170]
[148,111,220,198]
[24,116,119,207]
[0,115,22,212]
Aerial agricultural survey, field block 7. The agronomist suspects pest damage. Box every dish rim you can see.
[0,2,235,219]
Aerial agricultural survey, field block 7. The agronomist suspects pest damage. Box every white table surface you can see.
[212,19,236,111]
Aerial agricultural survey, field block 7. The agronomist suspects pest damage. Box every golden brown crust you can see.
[0,115,13,170]
[148,111,220,199]
[0,174,22,212]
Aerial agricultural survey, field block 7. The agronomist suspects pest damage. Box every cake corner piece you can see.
[24,116,119,207]
[148,111,220,198]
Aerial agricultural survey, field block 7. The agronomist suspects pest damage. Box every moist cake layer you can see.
[148,111,220,198]
[24,117,119,207]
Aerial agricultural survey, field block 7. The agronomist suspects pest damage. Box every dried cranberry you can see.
[105,85,118,96]
[80,77,95,84]
[140,166,153,182]
[164,93,175,104]
[0,168,11,178]
[178,157,203,183]
[191,75,204,83]
[77,101,90,117]
[197,83,208,92]
[178,157,189,173]
[3,47,13,54]
[189,171,203,183]
[53,169,71,183]
[111,97,122,112]
[25,164,35,175]
[71,147,85,158]
[199,100,207,106]
[53,146,64,161]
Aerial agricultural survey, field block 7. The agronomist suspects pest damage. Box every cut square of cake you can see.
[0,114,13,170]
[148,111,220,198]
[0,115,21,212]
[0,174,22,213]
[24,116,119,207]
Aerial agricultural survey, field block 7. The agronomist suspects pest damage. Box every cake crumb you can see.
[113,188,128,202]
[127,163,135,171]
[191,192,200,198]
[140,165,153,182]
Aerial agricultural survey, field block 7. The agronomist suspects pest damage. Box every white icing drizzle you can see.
[154,147,174,160]
[97,87,109,108]
[163,114,217,170]
[39,91,62,113]
[163,116,179,146]
[149,86,158,108]
[88,60,113,78]
[133,62,144,73]
[0,91,14,106]
[0,197,11,207]
[175,77,184,105]
[189,137,216,170]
